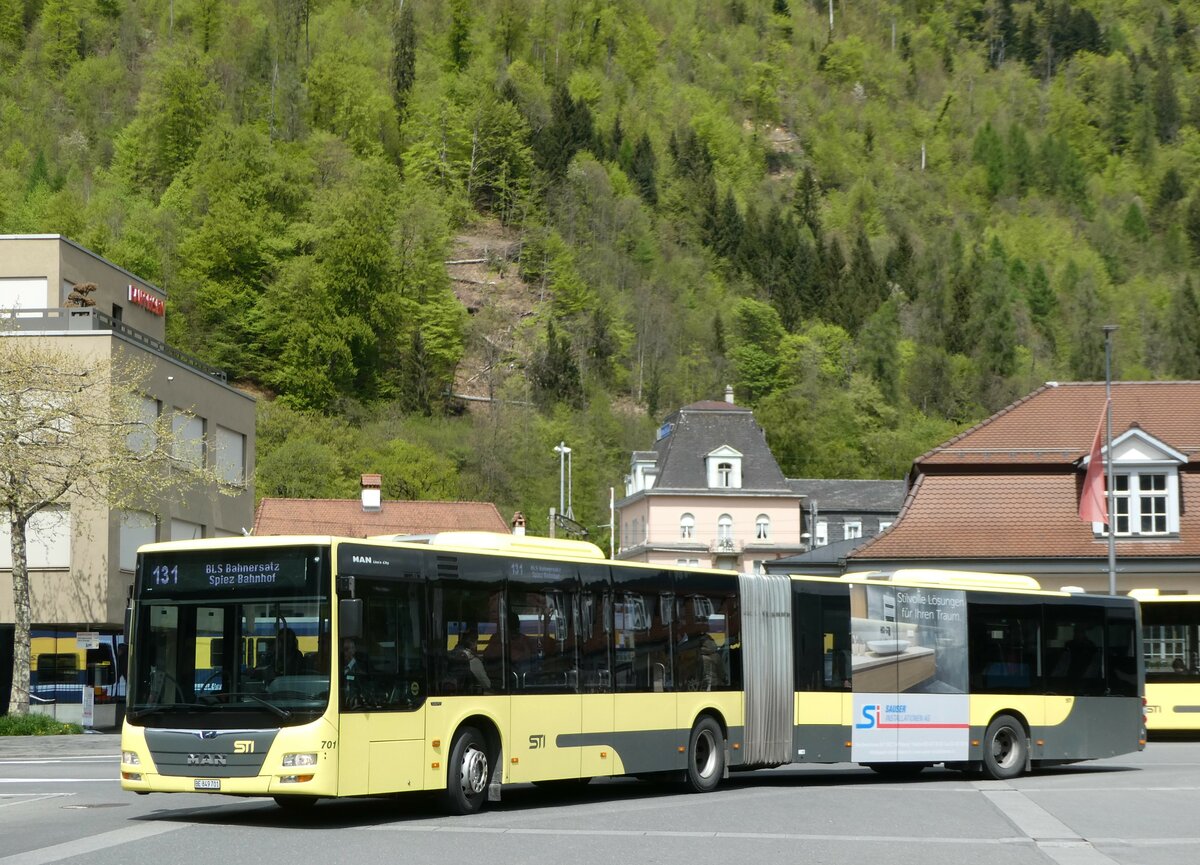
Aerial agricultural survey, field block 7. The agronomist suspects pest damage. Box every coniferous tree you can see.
[793,167,822,238]
[1062,261,1107,380]
[1156,167,1186,216]
[1184,194,1200,260]
[818,236,846,324]
[630,131,657,205]
[1124,201,1150,241]
[885,231,916,297]
[1152,45,1182,143]
[1006,123,1034,194]
[391,1,416,114]
[713,188,743,261]
[448,0,472,70]
[972,121,1007,198]
[856,298,900,404]
[1165,277,1200,377]
[536,85,594,181]
[530,320,583,409]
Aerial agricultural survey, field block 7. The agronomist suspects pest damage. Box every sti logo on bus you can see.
[234,740,255,754]
[529,734,546,749]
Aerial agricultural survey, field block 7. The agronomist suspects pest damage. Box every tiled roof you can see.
[253,498,510,538]
[850,381,1200,562]
[851,472,1200,559]
[921,381,1200,465]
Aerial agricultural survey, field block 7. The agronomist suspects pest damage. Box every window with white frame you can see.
[1088,430,1184,537]
[172,412,205,468]
[680,512,695,540]
[1111,471,1172,535]
[170,518,204,540]
[844,521,862,540]
[119,511,156,571]
[1,505,70,568]
[705,447,743,489]
[215,426,246,485]
[716,514,733,550]
[879,520,893,532]
[755,514,770,541]
[815,520,828,547]
[676,558,700,567]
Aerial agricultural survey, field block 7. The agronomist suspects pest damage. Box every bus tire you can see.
[441,726,490,815]
[683,716,725,794]
[982,714,1027,780]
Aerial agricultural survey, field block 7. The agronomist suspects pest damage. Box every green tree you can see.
[855,297,900,404]
[1165,277,1200,377]
[972,121,1007,199]
[391,1,417,114]
[112,48,220,196]
[530,320,583,409]
[1152,45,1181,143]
[447,0,472,70]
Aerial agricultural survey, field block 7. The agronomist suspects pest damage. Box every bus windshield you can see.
[127,546,331,727]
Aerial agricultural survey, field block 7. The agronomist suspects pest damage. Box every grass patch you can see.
[0,713,84,736]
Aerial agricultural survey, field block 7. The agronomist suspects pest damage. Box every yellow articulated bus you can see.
[1129,589,1200,732]
[120,534,1145,813]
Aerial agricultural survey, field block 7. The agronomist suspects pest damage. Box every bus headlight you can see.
[122,751,141,766]
[282,753,318,767]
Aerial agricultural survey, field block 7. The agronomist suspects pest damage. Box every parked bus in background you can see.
[119,534,1145,814]
[1129,589,1200,732]
[29,630,124,724]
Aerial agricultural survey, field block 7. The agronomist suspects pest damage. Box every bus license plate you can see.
[194,779,221,790]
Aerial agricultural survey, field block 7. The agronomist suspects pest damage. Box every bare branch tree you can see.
[1,327,228,715]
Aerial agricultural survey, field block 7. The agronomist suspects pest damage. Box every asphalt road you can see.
[2,735,1199,865]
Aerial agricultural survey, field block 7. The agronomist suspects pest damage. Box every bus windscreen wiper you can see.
[217,692,293,719]
[127,702,219,719]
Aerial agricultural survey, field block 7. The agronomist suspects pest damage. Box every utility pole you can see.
[1103,325,1118,594]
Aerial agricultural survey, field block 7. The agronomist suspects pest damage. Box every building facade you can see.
[847,381,1200,594]
[1,235,257,723]
[615,389,809,572]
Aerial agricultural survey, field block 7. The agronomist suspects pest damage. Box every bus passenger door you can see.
[507,589,582,782]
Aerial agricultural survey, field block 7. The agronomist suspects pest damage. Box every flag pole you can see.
[1103,325,1118,594]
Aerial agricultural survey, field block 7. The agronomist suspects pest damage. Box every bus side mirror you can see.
[340,598,363,640]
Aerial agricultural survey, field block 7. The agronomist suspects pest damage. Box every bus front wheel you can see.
[441,726,490,815]
[683,716,725,793]
[982,714,1027,780]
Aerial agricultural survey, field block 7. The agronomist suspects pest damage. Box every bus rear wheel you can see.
[683,716,725,793]
[441,726,490,815]
[982,714,1028,780]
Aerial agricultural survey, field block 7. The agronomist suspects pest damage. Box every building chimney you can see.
[724,384,735,404]
[511,511,526,536]
[361,474,382,511]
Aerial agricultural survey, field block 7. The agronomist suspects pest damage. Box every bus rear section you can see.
[788,572,1145,779]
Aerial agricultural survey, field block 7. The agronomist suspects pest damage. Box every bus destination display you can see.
[139,549,320,597]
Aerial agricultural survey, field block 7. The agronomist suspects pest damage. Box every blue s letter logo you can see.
[856,704,877,729]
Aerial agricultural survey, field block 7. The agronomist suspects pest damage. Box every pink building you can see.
[616,387,808,572]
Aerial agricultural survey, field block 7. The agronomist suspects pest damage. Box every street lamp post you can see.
[553,441,571,520]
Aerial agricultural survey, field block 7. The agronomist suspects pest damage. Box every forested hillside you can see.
[4,0,1200,540]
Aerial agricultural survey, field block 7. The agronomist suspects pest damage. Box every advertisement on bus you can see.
[850,585,969,762]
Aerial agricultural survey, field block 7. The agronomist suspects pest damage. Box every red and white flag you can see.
[1079,399,1110,525]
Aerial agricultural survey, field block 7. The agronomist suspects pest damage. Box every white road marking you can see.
[366,825,1035,844]
[0,794,71,810]
[975,781,1120,865]
[0,821,188,865]
[0,757,118,765]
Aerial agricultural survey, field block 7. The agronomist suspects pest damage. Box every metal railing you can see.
[3,308,227,381]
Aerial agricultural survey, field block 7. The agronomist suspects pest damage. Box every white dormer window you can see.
[1084,428,1184,537]
[705,445,743,489]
